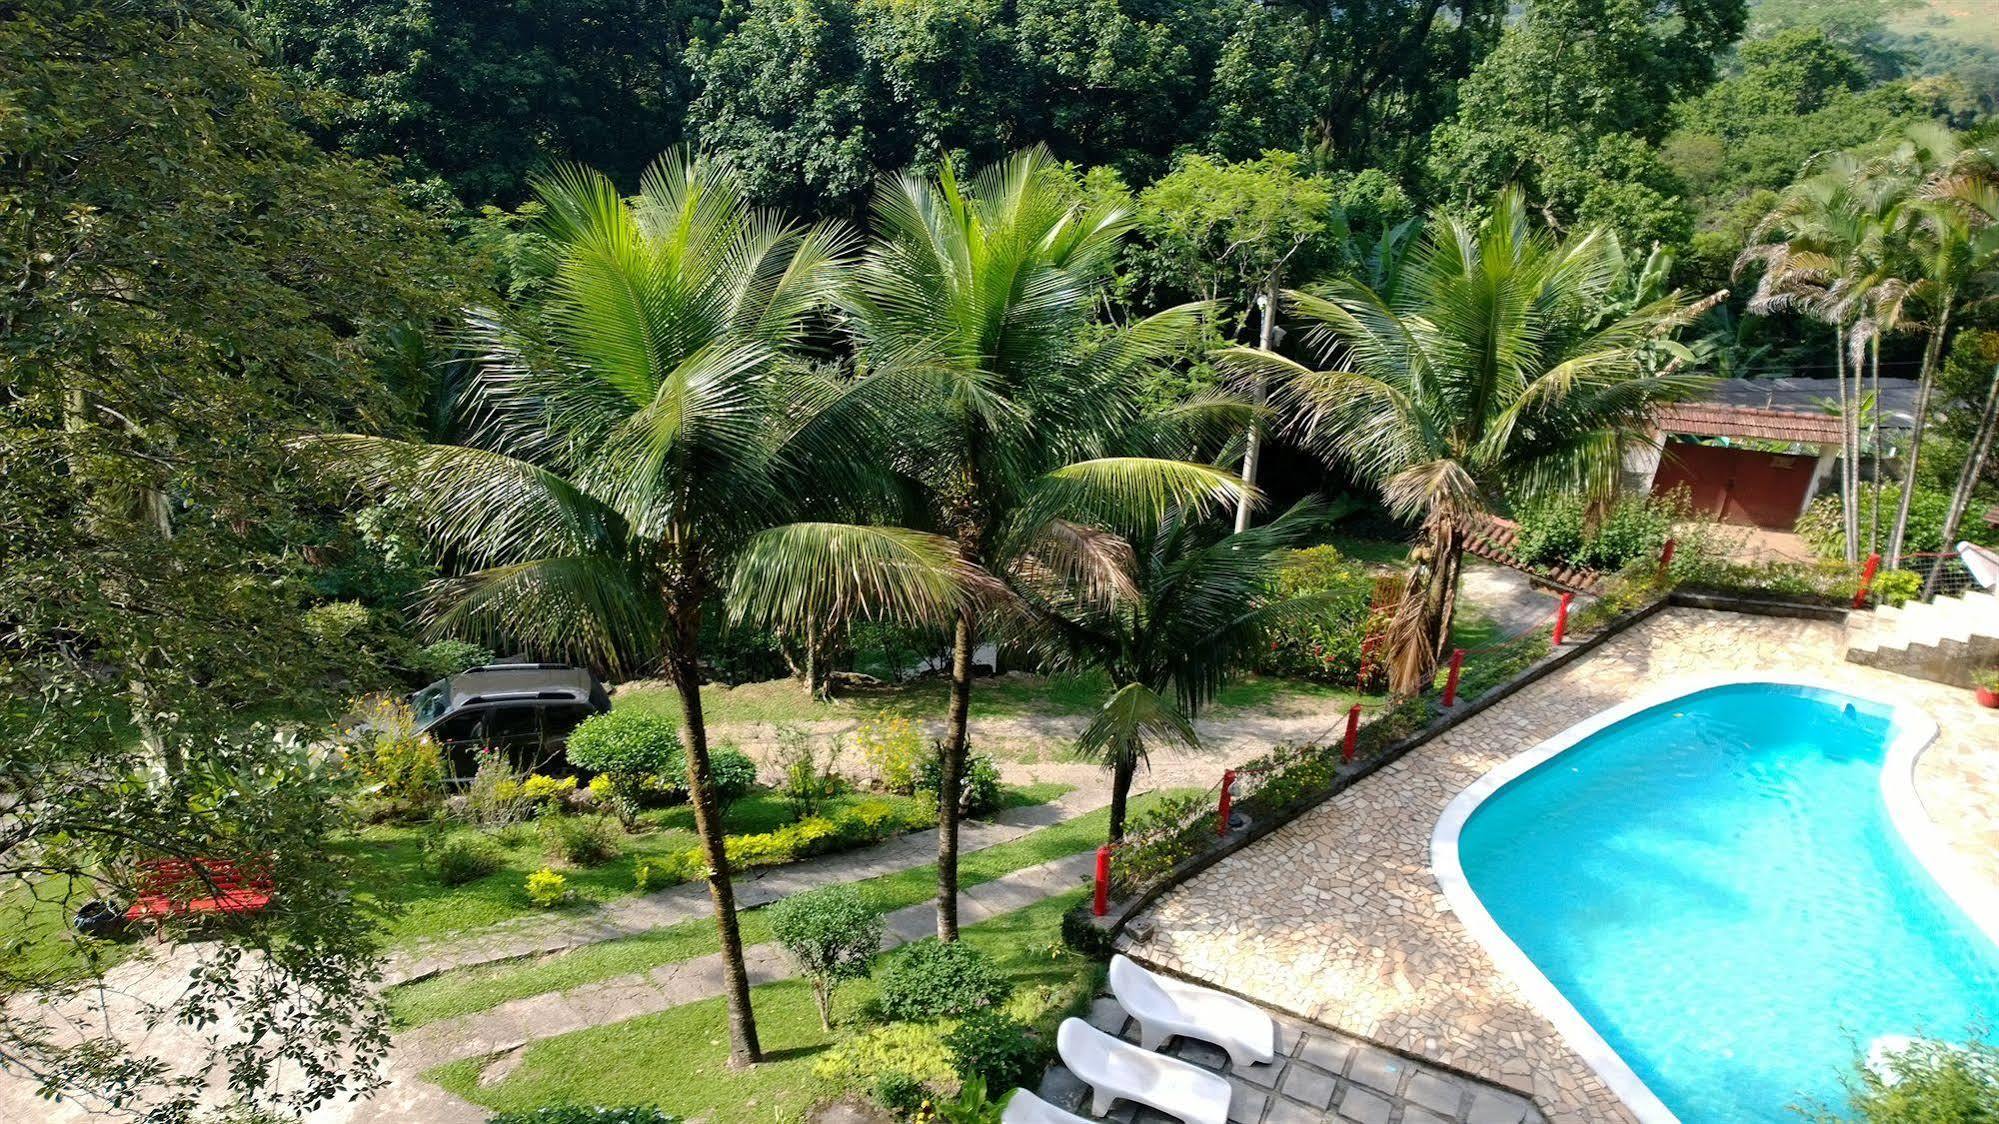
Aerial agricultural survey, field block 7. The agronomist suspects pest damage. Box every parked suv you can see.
[409,663,611,783]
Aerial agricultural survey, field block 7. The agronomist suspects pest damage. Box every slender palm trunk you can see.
[1932,361,1999,592]
[1870,335,1884,557]
[1107,753,1137,844]
[667,610,761,1066]
[936,610,974,940]
[1236,276,1278,534]
[1889,306,1953,568]
[1835,323,1858,563]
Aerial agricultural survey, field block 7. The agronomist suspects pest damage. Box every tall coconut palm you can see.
[305,153,929,1067]
[1871,132,1999,569]
[731,149,1249,939]
[1739,155,1898,564]
[1031,499,1334,842]
[1221,189,1712,695]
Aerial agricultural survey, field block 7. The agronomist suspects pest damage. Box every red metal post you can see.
[1853,552,1882,609]
[1443,648,1466,707]
[1660,537,1677,572]
[1216,769,1236,838]
[1093,845,1112,916]
[1342,703,1362,763]
[1552,591,1575,646]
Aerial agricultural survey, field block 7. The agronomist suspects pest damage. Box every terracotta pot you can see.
[1976,686,1999,708]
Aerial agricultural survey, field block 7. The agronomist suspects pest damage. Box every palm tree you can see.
[1222,189,1711,695]
[732,149,1249,939]
[1739,155,1896,564]
[1031,499,1334,841]
[1869,131,1999,569]
[306,153,910,1067]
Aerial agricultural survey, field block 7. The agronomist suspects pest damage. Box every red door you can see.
[1651,441,1817,528]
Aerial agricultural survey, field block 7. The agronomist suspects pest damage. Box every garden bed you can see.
[431,890,1102,1124]
[344,784,1069,946]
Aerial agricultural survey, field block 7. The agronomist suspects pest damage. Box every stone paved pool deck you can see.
[1122,607,1999,1124]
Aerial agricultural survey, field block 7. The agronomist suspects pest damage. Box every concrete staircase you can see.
[1844,588,1999,687]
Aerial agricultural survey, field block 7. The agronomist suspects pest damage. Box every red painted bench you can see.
[124,857,273,921]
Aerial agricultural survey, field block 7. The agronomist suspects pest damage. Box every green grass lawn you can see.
[343,783,1069,947]
[434,888,1101,1124]
[1322,532,1412,568]
[387,789,1189,1028]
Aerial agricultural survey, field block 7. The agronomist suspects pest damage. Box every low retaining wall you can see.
[1088,590,1840,934]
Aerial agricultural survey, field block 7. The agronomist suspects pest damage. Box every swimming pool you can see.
[1432,678,1999,1123]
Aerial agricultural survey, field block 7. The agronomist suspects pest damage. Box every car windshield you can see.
[412,683,448,724]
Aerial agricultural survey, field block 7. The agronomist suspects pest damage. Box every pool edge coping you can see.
[1428,672,1966,1124]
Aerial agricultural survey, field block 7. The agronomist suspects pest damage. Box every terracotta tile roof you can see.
[1652,403,1845,446]
[1461,513,1605,595]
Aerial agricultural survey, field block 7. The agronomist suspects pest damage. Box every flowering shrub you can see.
[524,868,569,908]
[347,696,446,812]
[857,714,925,793]
[1253,546,1378,687]
[566,710,683,830]
[656,799,931,881]
[466,748,532,826]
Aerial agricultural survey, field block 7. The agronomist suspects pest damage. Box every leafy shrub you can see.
[654,799,933,881]
[1109,791,1213,896]
[1253,547,1379,687]
[1810,1036,1999,1123]
[566,710,683,830]
[707,746,759,812]
[431,831,505,886]
[487,1108,680,1124]
[347,697,446,813]
[767,885,886,1029]
[413,638,493,681]
[1578,493,1675,570]
[943,1011,1041,1090]
[1796,483,1991,560]
[303,600,373,645]
[1514,495,1589,566]
[540,814,623,866]
[1515,492,1674,571]
[466,747,533,826]
[522,773,579,809]
[918,752,1004,818]
[773,725,844,817]
[525,868,569,908]
[876,939,1011,1021]
[1872,569,1923,607]
[858,714,925,794]
[870,1072,930,1117]
[810,1022,955,1088]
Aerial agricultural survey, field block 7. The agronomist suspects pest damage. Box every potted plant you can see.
[1975,669,1999,709]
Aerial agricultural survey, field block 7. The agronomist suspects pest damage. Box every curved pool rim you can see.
[1426,672,1999,1124]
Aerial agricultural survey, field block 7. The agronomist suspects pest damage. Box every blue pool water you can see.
[1457,682,1999,1122]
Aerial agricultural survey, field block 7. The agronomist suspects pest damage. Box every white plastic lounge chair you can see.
[1109,954,1276,1066]
[1958,541,1999,589]
[1001,1089,1096,1124]
[1056,1017,1232,1124]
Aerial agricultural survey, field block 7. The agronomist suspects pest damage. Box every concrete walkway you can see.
[344,852,1097,1124]
[385,785,1107,985]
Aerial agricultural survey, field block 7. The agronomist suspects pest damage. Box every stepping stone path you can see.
[1039,990,1546,1124]
[341,852,1098,1124]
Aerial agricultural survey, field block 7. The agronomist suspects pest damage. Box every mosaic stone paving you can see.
[1124,607,1999,1124]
